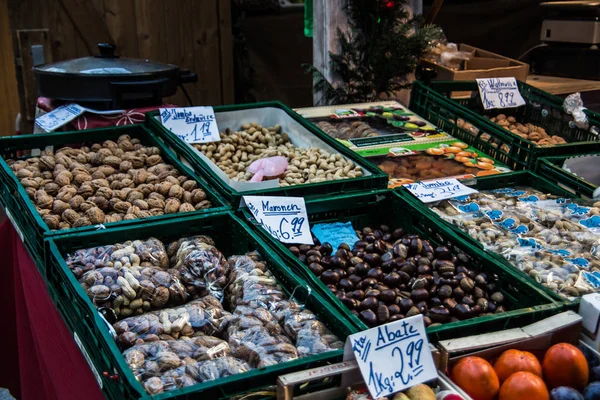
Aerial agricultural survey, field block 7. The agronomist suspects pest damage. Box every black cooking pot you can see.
[34,43,197,109]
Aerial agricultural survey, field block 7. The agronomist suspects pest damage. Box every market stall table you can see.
[0,220,104,400]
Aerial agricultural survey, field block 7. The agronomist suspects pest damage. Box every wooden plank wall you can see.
[6,0,233,132]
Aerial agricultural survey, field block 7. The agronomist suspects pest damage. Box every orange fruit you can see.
[457,151,472,157]
[451,356,500,400]
[444,146,463,153]
[425,147,444,155]
[477,162,495,170]
[542,343,589,390]
[494,349,543,383]
[498,371,549,400]
[452,142,469,149]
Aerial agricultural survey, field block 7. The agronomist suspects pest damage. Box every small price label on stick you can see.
[404,178,478,203]
[243,196,314,245]
[311,222,360,251]
[476,77,526,110]
[35,104,85,132]
[343,315,438,398]
[160,106,221,143]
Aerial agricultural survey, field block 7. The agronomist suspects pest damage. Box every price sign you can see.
[243,196,314,245]
[344,315,437,398]
[311,222,360,251]
[476,77,526,110]
[160,106,221,143]
[35,104,85,132]
[404,178,478,203]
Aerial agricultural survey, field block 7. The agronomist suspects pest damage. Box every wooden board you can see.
[527,74,600,96]
[0,0,19,136]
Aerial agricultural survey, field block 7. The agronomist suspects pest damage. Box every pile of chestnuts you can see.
[289,225,507,328]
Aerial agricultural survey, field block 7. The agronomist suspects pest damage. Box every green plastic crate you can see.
[396,170,583,303]
[46,211,356,400]
[146,102,388,208]
[0,124,228,277]
[410,80,600,170]
[240,190,563,343]
[536,154,599,200]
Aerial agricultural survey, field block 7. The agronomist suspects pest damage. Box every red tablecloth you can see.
[0,220,104,400]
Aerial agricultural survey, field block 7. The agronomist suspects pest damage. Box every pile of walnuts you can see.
[488,114,568,146]
[7,134,212,230]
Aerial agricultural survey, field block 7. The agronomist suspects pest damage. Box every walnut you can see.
[39,155,56,171]
[52,164,67,178]
[126,190,144,203]
[149,208,164,217]
[69,195,85,210]
[179,203,195,213]
[25,187,37,198]
[168,185,184,200]
[148,192,165,201]
[41,171,53,180]
[53,200,71,215]
[35,190,53,209]
[91,178,110,190]
[85,207,105,224]
[97,165,116,176]
[59,222,71,230]
[131,169,149,185]
[55,155,73,168]
[130,156,144,169]
[195,200,212,210]
[95,187,113,199]
[158,170,178,180]
[119,160,133,172]
[191,189,207,204]
[177,175,187,185]
[151,287,170,308]
[91,149,112,166]
[89,196,109,210]
[44,182,60,196]
[121,178,134,188]
[77,184,94,198]
[105,214,123,223]
[43,214,60,229]
[182,191,192,204]
[91,171,106,180]
[156,182,174,196]
[127,206,141,215]
[56,186,77,202]
[80,201,96,213]
[147,155,163,166]
[37,208,51,216]
[102,140,118,150]
[136,210,152,218]
[73,172,92,186]
[124,213,137,220]
[16,168,33,179]
[55,170,73,187]
[118,139,134,152]
[146,174,159,184]
[182,180,197,191]
[164,198,181,214]
[76,153,87,164]
[147,198,165,209]
[73,217,91,227]
[133,199,149,210]
[62,209,80,225]
[20,178,39,189]
[113,201,132,214]
[138,184,155,197]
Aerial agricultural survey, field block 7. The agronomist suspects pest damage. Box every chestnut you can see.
[430,297,442,307]
[477,298,489,312]
[340,296,358,310]
[491,292,504,304]
[461,295,475,307]
[454,304,472,319]
[367,267,383,281]
[399,298,414,313]
[380,289,396,304]
[358,278,378,289]
[438,285,453,299]
[355,263,369,276]
[429,306,451,323]
[434,246,453,260]
[299,244,312,254]
[298,254,307,264]
[389,314,403,322]
[338,243,351,251]
[473,287,486,299]
[392,228,404,239]
[411,288,429,302]
[475,273,488,287]
[443,298,458,310]
[289,246,300,256]
[308,263,324,276]
[351,290,365,300]
[359,309,377,326]
[339,279,354,291]
[306,249,322,258]
[377,305,390,323]
[388,304,401,315]
[460,277,475,293]
[365,289,381,298]
[363,253,381,266]
[393,243,408,259]
[348,274,362,286]
[319,242,333,256]
[320,270,340,285]
[453,287,465,301]
[418,264,432,275]
[406,306,420,317]
[359,297,378,311]
[349,256,363,266]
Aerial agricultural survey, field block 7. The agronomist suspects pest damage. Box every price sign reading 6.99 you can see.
[343,314,438,398]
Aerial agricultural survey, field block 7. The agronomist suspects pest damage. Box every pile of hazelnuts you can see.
[289,225,507,328]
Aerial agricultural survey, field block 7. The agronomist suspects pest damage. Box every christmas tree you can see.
[310,0,441,104]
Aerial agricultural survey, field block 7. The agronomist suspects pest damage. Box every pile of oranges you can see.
[450,343,599,400]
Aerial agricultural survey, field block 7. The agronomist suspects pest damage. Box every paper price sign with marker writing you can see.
[476,77,526,110]
[404,178,478,203]
[243,196,314,245]
[160,106,221,144]
[343,314,437,398]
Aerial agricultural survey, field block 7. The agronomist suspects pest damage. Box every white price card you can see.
[404,178,478,203]
[476,77,526,110]
[343,314,438,398]
[160,106,221,144]
[35,104,85,132]
[243,196,314,245]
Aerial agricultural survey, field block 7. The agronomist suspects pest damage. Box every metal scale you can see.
[532,0,600,79]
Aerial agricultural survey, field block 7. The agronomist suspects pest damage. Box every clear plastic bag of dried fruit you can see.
[113,296,232,349]
[142,356,251,394]
[226,253,286,309]
[168,236,230,301]
[122,334,231,381]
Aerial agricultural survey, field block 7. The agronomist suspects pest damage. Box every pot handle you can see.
[109,78,168,109]
[179,69,198,84]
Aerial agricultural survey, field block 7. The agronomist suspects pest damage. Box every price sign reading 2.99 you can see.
[243,195,314,245]
[344,314,438,398]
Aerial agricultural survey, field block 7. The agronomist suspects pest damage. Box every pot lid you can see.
[35,43,178,76]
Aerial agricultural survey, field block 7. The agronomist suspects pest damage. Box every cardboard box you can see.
[579,293,600,351]
[421,44,529,82]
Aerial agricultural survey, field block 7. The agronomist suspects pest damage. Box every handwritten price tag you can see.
[243,196,314,245]
[404,178,478,203]
[160,106,221,144]
[311,222,360,251]
[476,77,526,110]
[343,315,437,398]
[35,104,86,132]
